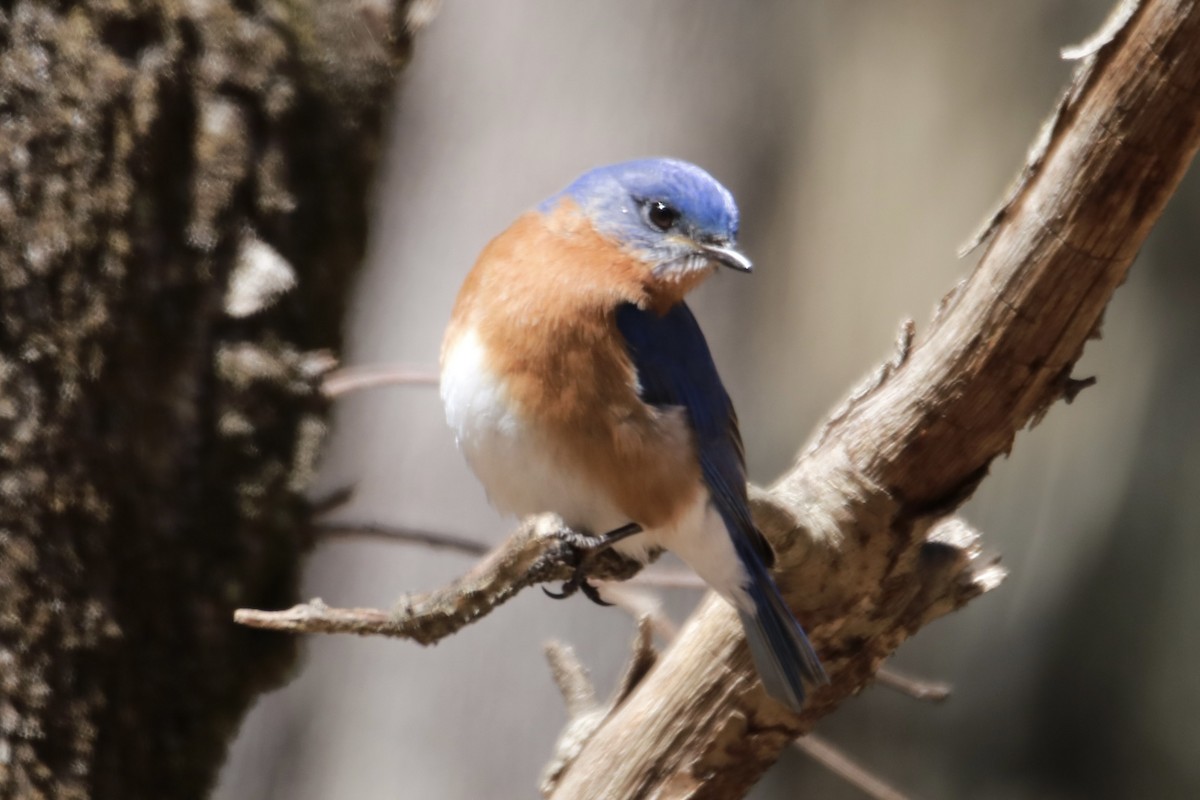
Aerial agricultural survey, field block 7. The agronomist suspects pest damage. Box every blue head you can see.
[541,158,752,279]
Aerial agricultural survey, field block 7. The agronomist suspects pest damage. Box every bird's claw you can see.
[542,583,574,600]
[542,522,642,607]
[542,564,612,607]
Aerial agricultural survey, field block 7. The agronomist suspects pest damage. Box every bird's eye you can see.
[644,200,680,231]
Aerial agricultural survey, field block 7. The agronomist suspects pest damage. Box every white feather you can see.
[441,326,749,605]
[442,328,626,529]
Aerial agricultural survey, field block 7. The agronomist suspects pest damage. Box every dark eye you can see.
[644,200,680,231]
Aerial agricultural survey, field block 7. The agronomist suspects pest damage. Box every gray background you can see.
[216,2,1200,797]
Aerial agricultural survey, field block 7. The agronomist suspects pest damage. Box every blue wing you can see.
[614,303,770,562]
[615,301,827,710]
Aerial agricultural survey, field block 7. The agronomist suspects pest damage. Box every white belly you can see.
[441,328,628,532]
[441,327,749,602]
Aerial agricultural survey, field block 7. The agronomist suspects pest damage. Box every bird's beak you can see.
[699,242,753,273]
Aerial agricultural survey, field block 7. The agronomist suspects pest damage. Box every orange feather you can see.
[443,199,705,528]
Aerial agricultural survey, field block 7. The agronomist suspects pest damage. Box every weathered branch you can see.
[546,515,998,798]
[234,0,1200,796]
[322,363,440,396]
[539,591,936,799]
[793,735,911,800]
[240,517,684,639]
[874,665,952,703]
[540,618,661,795]
[236,514,644,643]
[316,520,491,555]
[541,1,1200,796]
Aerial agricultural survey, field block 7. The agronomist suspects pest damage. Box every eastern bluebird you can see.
[440,158,827,711]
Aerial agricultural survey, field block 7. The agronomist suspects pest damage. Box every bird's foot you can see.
[542,572,611,606]
[543,522,643,607]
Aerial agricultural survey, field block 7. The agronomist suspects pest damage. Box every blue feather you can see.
[615,302,827,711]
[541,159,740,259]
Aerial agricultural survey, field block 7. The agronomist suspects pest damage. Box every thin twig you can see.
[545,641,599,718]
[595,584,679,640]
[626,568,705,590]
[235,514,645,643]
[317,521,488,555]
[794,735,912,800]
[540,618,661,795]
[322,364,439,397]
[546,578,916,800]
[315,520,702,589]
[309,485,355,516]
[875,666,952,703]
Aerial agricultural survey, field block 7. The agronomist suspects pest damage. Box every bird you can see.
[439,157,827,711]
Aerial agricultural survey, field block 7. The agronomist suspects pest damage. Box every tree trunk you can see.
[0,2,414,796]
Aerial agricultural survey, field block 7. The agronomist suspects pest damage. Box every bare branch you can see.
[548,3,1200,796]
[794,735,911,800]
[309,485,356,516]
[235,3,1200,796]
[546,588,931,799]
[316,521,489,556]
[545,642,599,719]
[313,520,687,638]
[540,618,660,797]
[626,568,706,590]
[236,514,645,644]
[322,364,439,397]
[875,666,952,703]
[315,520,701,591]
[234,599,397,637]
[595,584,679,641]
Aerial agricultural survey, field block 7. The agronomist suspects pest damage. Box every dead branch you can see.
[627,568,707,590]
[236,0,1200,796]
[322,363,440,396]
[875,666,953,703]
[544,1,1200,797]
[539,587,930,799]
[540,618,662,795]
[235,514,645,644]
[794,735,911,800]
[316,521,490,555]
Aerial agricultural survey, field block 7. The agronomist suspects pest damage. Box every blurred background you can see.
[215,1,1200,797]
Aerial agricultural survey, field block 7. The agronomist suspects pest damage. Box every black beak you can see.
[699,242,753,273]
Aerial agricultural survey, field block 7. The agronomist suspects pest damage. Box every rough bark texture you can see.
[0,2,413,797]
[544,0,1200,797]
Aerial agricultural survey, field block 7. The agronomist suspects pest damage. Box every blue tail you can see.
[734,539,827,712]
[609,300,825,709]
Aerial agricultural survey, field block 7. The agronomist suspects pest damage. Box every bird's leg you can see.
[544,522,644,606]
[552,522,643,551]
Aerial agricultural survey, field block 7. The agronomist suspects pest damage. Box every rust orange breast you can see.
[444,202,702,528]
